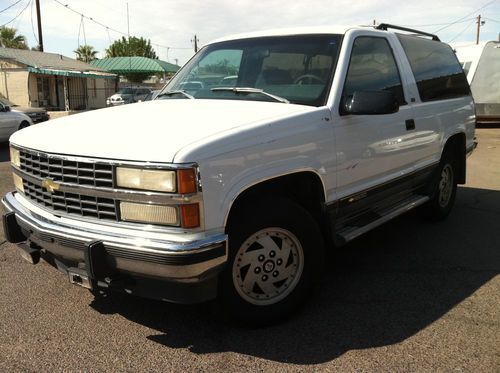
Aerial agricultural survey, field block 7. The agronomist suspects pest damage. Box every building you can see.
[0,47,117,111]
[91,56,180,87]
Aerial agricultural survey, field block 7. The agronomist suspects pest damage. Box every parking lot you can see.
[0,129,498,372]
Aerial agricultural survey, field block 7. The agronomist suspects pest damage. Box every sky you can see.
[1,0,500,66]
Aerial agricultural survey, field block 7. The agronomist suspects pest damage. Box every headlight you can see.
[10,147,20,167]
[120,202,179,225]
[116,167,177,193]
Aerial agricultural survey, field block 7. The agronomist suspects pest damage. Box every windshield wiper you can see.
[211,87,289,104]
[156,90,195,99]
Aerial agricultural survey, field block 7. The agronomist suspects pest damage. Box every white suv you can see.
[2,24,476,325]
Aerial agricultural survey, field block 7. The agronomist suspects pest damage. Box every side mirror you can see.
[5,105,11,112]
[342,91,399,115]
[0,104,10,112]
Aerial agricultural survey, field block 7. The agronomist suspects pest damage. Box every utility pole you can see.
[35,0,43,51]
[192,35,199,52]
[127,3,131,71]
[476,14,485,45]
[127,3,130,41]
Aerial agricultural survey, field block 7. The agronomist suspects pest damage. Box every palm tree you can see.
[0,27,28,49]
[74,45,98,63]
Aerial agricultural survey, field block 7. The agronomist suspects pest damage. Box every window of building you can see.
[36,76,50,106]
[91,79,97,98]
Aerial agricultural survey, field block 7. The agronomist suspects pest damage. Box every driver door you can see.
[333,35,415,204]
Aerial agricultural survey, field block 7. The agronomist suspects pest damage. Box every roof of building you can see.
[91,57,180,74]
[0,47,116,79]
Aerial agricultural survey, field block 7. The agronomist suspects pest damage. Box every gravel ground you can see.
[0,129,498,372]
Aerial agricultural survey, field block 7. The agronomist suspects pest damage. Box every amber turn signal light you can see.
[178,168,197,194]
[181,204,200,228]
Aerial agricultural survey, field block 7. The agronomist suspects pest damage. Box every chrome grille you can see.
[19,150,113,188]
[23,180,118,221]
[17,148,118,221]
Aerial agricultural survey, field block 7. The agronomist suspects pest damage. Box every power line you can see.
[77,14,87,46]
[13,0,29,30]
[407,19,474,28]
[105,27,111,44]
[0,0,22,14]
[433,0,498,33]
[52,0,192,51]
[0,0,30,28]
[483,16,500,23]
[447,19,476,43]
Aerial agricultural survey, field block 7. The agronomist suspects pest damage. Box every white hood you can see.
[10,99,314,163]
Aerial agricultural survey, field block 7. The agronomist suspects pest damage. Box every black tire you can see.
[218,197,325,326]
[18,121,30,130]
[422,148,458,220]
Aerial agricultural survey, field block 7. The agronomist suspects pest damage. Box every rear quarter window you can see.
[397,34,470,102]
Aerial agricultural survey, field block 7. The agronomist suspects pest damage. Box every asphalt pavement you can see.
[0,129,498,372]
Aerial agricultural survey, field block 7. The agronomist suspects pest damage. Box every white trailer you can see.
[454,41,500,124]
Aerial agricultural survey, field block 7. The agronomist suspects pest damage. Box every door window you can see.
[343,37,406,108]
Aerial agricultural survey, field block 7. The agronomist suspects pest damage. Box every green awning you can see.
[27,66,117,80]
[91,57,180,74]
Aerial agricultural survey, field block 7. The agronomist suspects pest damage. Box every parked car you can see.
[0,95,49,124]
[143,90,161,101]
[106,87,152,106]
[0,102,33,142]
[3,24,476,325]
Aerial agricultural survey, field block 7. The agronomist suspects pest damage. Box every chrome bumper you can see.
[2,192,227,283]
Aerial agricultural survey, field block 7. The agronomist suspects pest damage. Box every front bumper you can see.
[2,192,228,303]
[29,114,50,123]
[106,99,126,106]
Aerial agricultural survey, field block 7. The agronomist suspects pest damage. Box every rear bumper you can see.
[2,192,228,303]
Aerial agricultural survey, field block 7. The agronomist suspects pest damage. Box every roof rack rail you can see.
[375,23,440,41]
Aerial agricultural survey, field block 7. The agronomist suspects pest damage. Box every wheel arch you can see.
[18,120,30,130]
[443,132,466,184]
[224,171,330,238]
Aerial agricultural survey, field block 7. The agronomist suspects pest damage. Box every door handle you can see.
[405,119,415,130]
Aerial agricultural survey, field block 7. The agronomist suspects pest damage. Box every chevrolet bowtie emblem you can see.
[41,179,60,193]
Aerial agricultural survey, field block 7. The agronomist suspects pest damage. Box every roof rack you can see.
[375,23,440,41]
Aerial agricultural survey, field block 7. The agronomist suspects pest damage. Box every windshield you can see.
[117,88,135,95]
[161,34,341,106]
[0,95,15,106]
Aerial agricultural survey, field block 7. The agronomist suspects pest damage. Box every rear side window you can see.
[397,34,470,102]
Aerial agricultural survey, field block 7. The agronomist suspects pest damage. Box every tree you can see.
[0,27,28,49]
[105,36,158,59]
[105,36,158,82]
[74,45,98,63]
